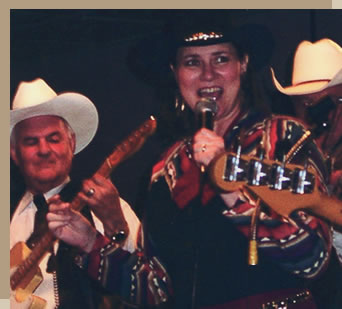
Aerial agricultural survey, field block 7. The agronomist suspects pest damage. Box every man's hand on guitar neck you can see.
[79,174,129,239]
[47,195,97,253]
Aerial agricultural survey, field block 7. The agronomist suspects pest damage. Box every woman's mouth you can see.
[198,87,223,100]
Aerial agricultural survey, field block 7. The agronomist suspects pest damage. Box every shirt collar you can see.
[17,177,70,216]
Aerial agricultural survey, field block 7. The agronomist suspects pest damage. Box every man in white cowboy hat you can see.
[271,38,342,160]
[272,38,342,309]
[10,78,140,309]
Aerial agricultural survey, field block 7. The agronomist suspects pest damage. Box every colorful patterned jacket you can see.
[83,111,332,308]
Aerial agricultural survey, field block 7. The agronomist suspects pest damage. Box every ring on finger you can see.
[86,188,95,197]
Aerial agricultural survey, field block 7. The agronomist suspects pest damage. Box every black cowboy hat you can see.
[127,11,275,85]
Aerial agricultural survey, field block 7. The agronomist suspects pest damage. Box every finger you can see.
[78,191,99,207]
[92,174,107,185]
[193,141,224,154]
[48,194,62,204]
[47,212,72,222]
[195,128,219,138]
[193,136,223,150]
[82,178,96,191]
[82,179,108,199]
[195,128,216,136]
[48,221,69,232]
[48,202,70,213]
[92,176,119,195]
[193,133,223,145]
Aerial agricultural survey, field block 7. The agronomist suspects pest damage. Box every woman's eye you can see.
[184,59,200,67]
[215,56,229,64]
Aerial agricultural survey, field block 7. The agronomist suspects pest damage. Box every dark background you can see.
[10,9,342,215]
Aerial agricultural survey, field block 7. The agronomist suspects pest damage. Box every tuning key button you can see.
[291,168,315,194]
[224,153,247,182]
[269,163,291,190]
[247,159,268,186]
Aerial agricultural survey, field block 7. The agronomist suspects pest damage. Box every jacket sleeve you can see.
[83,227,173,307]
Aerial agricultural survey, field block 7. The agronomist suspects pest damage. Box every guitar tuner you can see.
[247,158,268,186]
[291,167,315,194]
[209,151,342,227]
[211,150,317,195]
[269,163,291,191]
[223,145,247,182]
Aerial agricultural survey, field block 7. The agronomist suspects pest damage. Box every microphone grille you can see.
[195,98,218,115]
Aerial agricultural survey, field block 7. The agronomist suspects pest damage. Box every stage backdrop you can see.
[10,9,342,215]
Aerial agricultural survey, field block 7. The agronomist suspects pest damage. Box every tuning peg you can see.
[291,159,315,194]
[256,147,265,161]
[247,148,267,186]
[224,144,246,182]
[269,155,291,191]
[236,143,241,158]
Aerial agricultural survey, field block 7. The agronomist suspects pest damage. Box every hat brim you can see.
[271,67,342,96]
[127,21,274,85]
[10,93,99,154]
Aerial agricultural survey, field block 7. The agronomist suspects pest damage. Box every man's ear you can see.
[10,145,18,166]
[241,55,249,74]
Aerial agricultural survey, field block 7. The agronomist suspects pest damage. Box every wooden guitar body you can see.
[10,242,46,308]
[209,151,342,227]
[10,116,157,306]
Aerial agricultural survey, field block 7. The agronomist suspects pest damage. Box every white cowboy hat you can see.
[271,38,342,96]
[10,78,99,154]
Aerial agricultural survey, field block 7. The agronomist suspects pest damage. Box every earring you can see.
[174,91,186,114]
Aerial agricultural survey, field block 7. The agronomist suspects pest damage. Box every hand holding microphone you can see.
[193,99,224,171]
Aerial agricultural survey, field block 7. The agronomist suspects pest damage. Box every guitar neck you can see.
[242,185,342,228]
[11,116,157,290]
[72,116,157,212]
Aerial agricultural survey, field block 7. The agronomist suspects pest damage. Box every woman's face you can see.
[172,43,248,120]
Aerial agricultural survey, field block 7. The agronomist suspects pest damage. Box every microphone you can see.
[194,98,218,130]
[194,99,218,173]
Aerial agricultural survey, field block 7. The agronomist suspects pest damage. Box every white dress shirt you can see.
[10,179,140,309]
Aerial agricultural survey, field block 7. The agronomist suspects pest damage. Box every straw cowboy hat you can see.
[271,38,342,96]
[10,78,99,154]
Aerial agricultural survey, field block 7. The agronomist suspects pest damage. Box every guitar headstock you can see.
[209,151,317,195]
[209,151,323,219]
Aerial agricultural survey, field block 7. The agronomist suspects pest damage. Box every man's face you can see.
[11,115,75,194]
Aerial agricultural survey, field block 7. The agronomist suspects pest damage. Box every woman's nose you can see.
[200,63,216,81]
